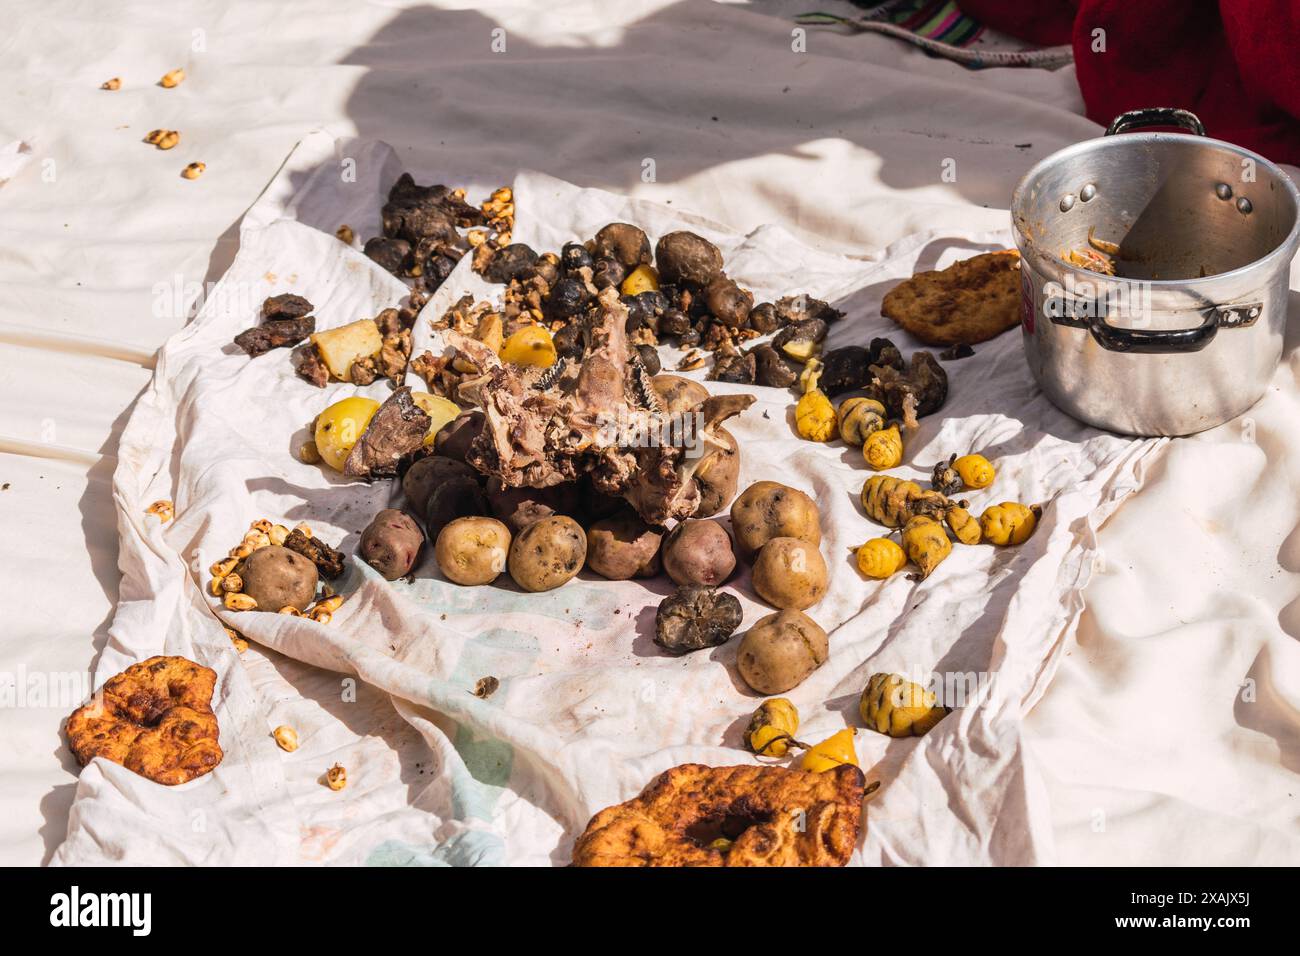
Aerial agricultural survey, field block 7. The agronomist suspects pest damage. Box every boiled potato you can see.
[652,374,708,417]
[586,513,663,580]
[411,392,462,446]
[488,480,579,535]
[661,519,735,587]
[435,516,511,586]
[314,396,380,472]
[736,610,829,695]
[507,515,587,592]
[499,325,557,367]
[751,537,827,610]
[729,480,821,560]
[358,509,424,581]
[238,545,318,612]
[693,426,739,518]
[310,318,382,380]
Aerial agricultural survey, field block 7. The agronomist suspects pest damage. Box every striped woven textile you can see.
[797,0,1074,69]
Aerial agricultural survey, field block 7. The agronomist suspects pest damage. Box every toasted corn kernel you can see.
[144,129,166,145]
[677,350,705,371]
[181,162,205,179]
[309,610,332,625]
[210,557,237,578]
[159,68,185,88]
[209,577,224,596]
[224,626,248,654]
[325,764,347,790]
[278,605,302,616]
[293,522,313,538]
[466,229,488,248]
[243,530,271,550]
[313,595,344,615]
[250,519,273,534]
[220,572,244,593]
[298,440,321,464]
[101,77,121,91]
[272,726,299,752]
[145,499,174,523]
[156,130,180,150]
[229,542,254,560]
[224,591,257,611]
[336,224,354,244]
[269,524,289,546]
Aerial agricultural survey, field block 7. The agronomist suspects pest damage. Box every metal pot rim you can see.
[1011,130,1300,290]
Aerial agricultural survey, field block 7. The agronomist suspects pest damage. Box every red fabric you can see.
[957,0,1300,164]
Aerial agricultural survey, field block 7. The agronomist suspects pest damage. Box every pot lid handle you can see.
[1106,108,1206,137]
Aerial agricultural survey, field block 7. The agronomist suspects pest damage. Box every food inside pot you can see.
[1024,137,1298,281]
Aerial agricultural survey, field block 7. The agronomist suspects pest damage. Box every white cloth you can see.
[3,0,1298,866]
[51,134,1159,865]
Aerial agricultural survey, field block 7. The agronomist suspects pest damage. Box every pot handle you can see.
[1085,313,1218,353]
[1105,108,1205,137]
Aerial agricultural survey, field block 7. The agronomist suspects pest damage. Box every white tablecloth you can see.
[2,0,1297,865]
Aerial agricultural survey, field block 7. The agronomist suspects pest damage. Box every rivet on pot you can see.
[1215,182,1233,200]
[1059,194,1076,212]
[1079,183,1098,202]
[1236,197,1253,215]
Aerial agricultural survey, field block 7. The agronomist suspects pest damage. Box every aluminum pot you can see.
[1011,108,1300,436]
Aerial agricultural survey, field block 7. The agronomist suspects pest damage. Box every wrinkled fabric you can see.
[53,135,1159,864]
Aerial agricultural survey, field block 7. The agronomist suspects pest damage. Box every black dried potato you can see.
[434,410,485,462]
[655,231,723,288]
[402,455,479,516]
[771,318,829,362]
[592,223,652,269]
[483,243,539,284]
[591,256,626,291]
[709,351,755,384]
[553,321,585,361]
[752,344,797,388]
[262,294,314,321]
[358,509,424,581]
[634,344,661,376]
[560,241,593,274]
[819,346,872,396]
[747,302,782,335]
[867,350,949,424]
[547,276,589,319]
[704,276,753,329]
[654,586,743,654]
[364,236,411,275]
[234,316,315,357]
[774,294,843,326]
[931,454,963,497]
[868,336,905,371]
[658,307,691,337]
[424,476,490,539]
